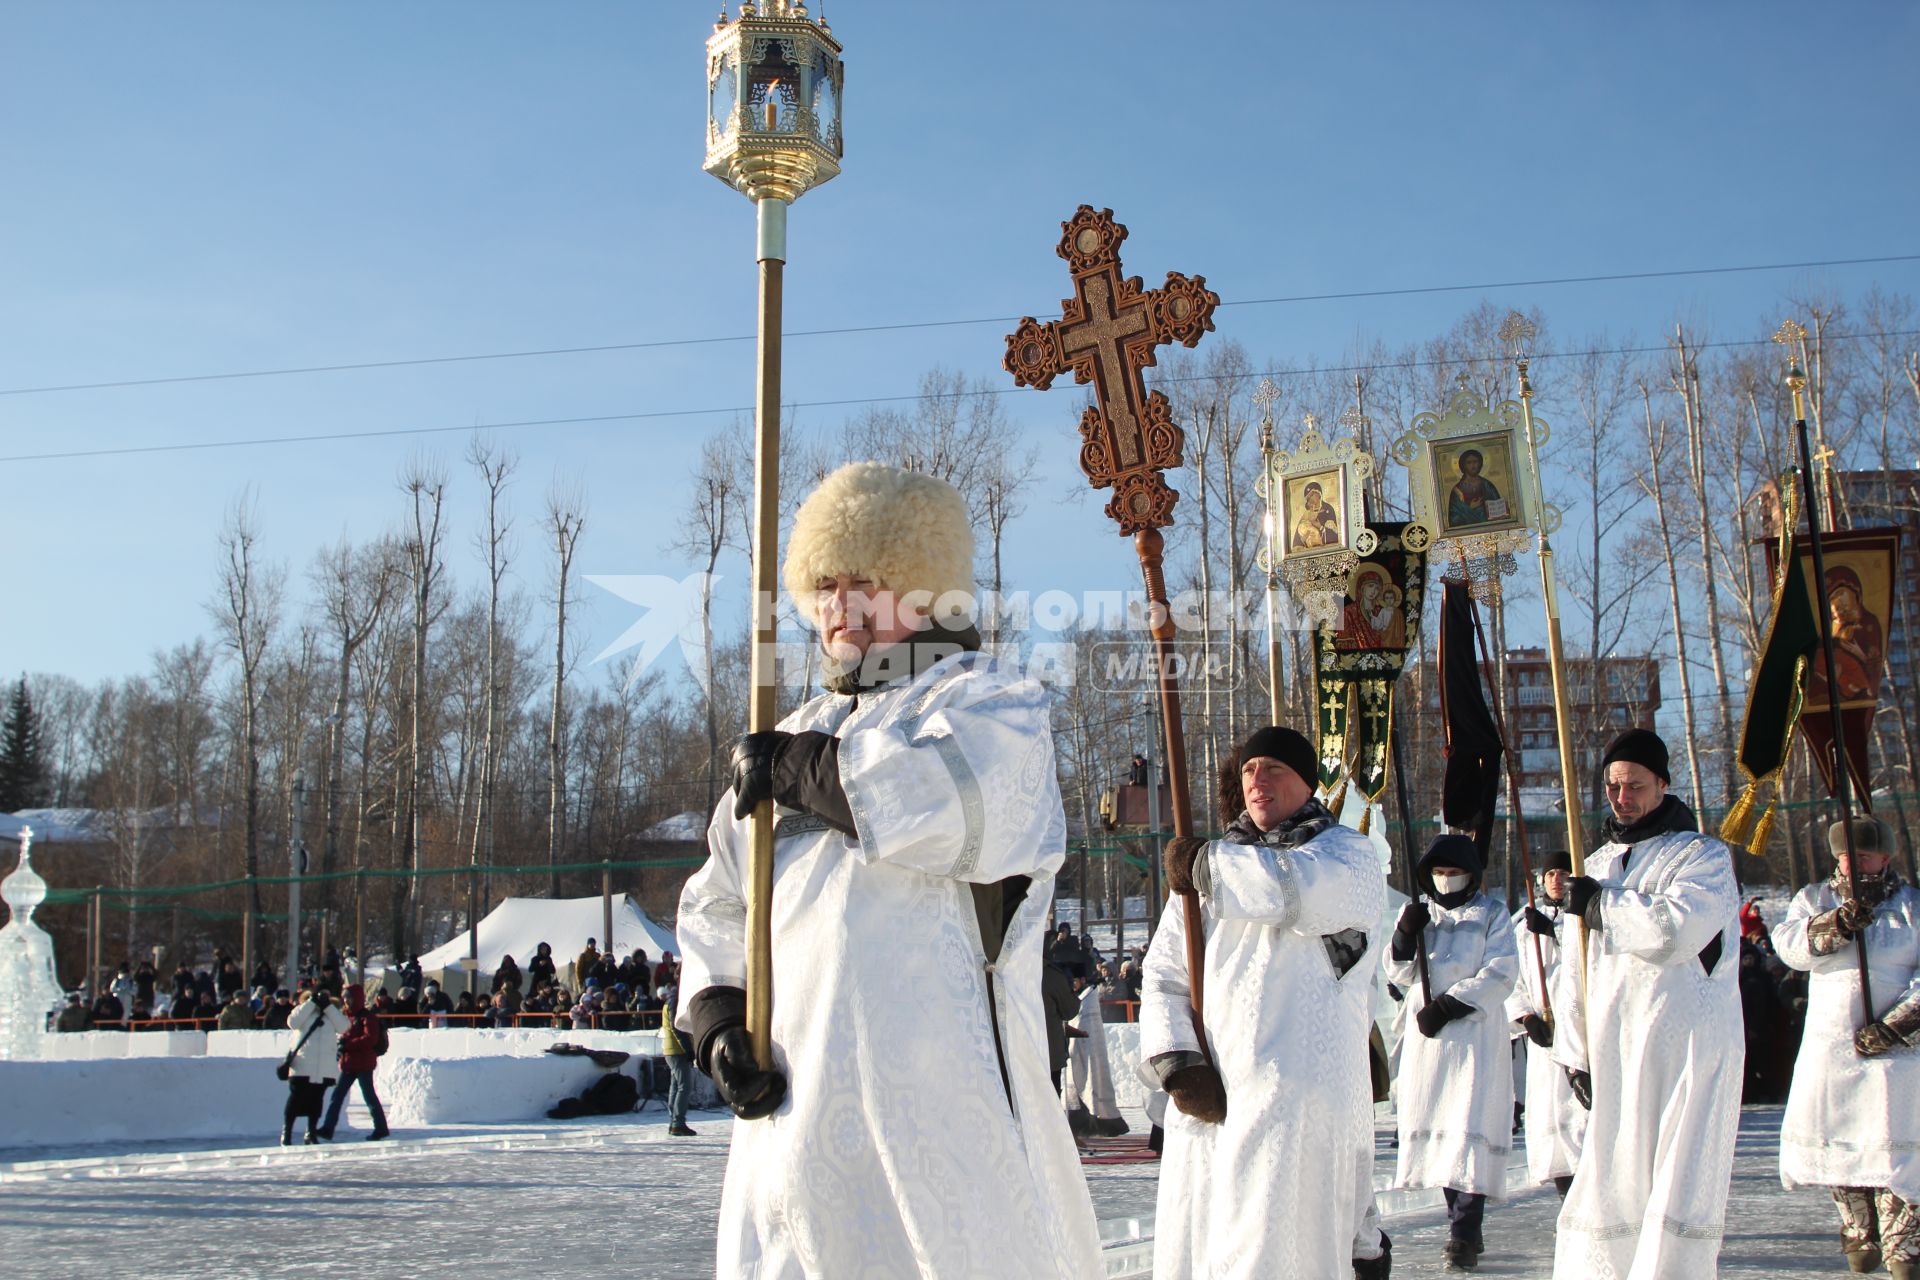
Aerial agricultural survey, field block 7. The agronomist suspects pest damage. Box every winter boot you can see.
[1848,1245,1884,1273]
[668,1123,698,1137]
[367,1128,390,1141]
[1886,1259,1914,1280]
[1352,1231,1391,1279]
[302,1129,319,1145]
[1442,1238,1480,1271]
[279,1127,293,1147]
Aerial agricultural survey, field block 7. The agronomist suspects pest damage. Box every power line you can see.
[2,252,1914,399]
[10,325,1919,466]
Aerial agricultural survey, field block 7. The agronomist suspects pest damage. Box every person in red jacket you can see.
[318,985,390,1141]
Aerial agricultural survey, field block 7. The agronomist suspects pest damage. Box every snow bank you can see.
[1,1027,717,1150]
[0,1056,288,1147]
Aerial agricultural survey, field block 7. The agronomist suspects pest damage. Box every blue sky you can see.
[4,1,1916,685]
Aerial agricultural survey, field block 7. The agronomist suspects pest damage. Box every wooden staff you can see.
[1003,207,1219,1057]
[1457,552,1554,1024]
[1784,348,1876,1027]
[1505,319,1591,1041]
[745,202,785,1071]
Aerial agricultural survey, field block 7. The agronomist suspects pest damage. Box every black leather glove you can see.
[1164,836,1207,895]
[729,732,789,820]
[1523,905,1557,937]
[1164,1061,1227,1124]
[1415,993,1473,1038]
[1564,876,1603,926]
[1567,1067,1592,1110]
[710,1025,788,1120]
[1519,1012,1553,1048]
[1390,901,1431,961]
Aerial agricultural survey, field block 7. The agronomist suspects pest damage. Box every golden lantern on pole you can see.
[703,1,845,1070]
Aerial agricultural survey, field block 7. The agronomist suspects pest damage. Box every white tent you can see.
[416,894,678,980]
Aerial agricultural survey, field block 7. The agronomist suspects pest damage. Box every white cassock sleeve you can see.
[1141,895,1201,1062]
[1594,834,1736,966]
[1772,888,1859,975]
[1446,906,1519,1018]
[839,663,1065,883]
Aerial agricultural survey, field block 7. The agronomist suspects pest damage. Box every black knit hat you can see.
[1239,725,1319,790]
[1600,727,1670,784]
[1537,849,1573,874]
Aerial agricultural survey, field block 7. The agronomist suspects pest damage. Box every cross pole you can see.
[1778,319,1876,1028]
[1005,206,1219,1054]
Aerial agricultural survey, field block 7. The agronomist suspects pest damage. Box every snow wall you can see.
[0,1027,718,1150]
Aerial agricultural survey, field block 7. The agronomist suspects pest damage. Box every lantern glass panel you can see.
[709,53,738,140]
[810,50,840,152]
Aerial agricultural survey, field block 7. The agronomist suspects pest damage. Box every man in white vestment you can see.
[1064,973,1129,1138]
[1141,725,1388,1280]
[675,462,1102,1280]
[1552,728,1743,1280]
[1506,849,1585,1198]
[1775,816,1920,1277]
[1383,833,1519,1270]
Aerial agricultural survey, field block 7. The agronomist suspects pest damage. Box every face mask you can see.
[1434,873,1473,895]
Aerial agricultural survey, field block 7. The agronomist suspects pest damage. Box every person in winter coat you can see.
[216,990,254,1030]
[1384,832,1520,1270]
[491,955,522,995]
[1145,726,1389,1280]
[283,989,348,1145]
[676,462,1102,1280]
[55,993,89,1032]
[661,981,696,1137]
[1551,728,1742,1280]
[1775,816,1920,1277]
[528,941,557,990]
[262,989,294,1031]
[318,984,390,1141]
[574,939,600,990]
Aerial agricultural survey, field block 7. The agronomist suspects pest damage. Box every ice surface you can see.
[0,1105,1852,1278]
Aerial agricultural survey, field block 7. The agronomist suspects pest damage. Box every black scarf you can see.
[1224,797,1339,849]
[1601,793,1697,847]
[822,621,983,695]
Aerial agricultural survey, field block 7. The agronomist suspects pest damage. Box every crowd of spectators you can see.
[1042,922,1147,1019]
[51,939,681,1035]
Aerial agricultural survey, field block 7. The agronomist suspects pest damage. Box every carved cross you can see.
[1004,206,1219,533]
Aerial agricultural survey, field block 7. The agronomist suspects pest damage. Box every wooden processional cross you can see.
[1004,205,1220,1052]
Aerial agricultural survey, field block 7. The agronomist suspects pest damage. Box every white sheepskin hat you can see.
[783,462,976,629]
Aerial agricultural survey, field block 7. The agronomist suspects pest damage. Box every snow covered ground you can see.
[0,1103,1846,1277]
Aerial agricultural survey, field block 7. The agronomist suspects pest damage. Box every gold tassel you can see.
[1327,779,1350,819]
[1720,781,1759,847]
[1356,805,1373,836]
[1748,795,1779,858]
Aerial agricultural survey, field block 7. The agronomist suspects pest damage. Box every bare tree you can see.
[467,437,518,906]
[1671,326,1738,802]
[673,434,736,812]
[400,457,449,953]
[1637,385,1706,814]
[310,537,398,934]
[208,493,283,969]
[545,477,588,895]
